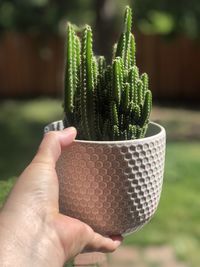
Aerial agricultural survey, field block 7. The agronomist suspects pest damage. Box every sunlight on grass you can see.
[0,99,63,124]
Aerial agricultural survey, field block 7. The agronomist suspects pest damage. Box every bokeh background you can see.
[0,0,200,266]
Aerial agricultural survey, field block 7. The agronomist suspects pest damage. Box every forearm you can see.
[0,212,65,267]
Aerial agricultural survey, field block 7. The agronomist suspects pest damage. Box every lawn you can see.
[0,99,200,267]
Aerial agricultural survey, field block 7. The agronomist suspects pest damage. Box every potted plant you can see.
[45,6,166,236]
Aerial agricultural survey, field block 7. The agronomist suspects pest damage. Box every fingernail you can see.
[63,127,76,133]
[62,127,77,136]
[113,240,121,247]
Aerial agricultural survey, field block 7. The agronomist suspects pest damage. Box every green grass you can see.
[0,99,200,266]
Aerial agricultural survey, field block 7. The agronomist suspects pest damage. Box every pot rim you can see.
[45,121,165,144]
[73,121,165,144]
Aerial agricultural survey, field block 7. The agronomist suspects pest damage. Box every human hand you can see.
[0,128,122,267]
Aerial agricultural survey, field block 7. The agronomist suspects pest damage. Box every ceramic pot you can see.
[44,121,166,236]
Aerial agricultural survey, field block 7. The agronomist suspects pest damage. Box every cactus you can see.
[64,6,152,141]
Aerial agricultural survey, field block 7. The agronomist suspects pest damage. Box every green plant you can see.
[64,6,152,141]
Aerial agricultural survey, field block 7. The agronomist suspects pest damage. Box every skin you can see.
[0,127,122,267]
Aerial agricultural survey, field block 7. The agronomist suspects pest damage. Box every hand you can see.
[0,128,122,267]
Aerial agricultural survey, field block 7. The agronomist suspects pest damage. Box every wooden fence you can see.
[0,32,65,98]
[0,32,200,101]
[136,34,200,102]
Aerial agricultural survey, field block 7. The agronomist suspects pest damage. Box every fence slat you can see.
[0,32,200,101]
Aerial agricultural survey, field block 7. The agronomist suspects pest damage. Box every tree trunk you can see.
[94,0,117,60]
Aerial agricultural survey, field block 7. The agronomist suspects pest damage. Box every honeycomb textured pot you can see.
[44,121,166,236]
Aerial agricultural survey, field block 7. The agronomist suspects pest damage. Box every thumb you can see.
[32,127,77,167]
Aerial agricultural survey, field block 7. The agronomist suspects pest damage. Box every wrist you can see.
[0,213,27,265]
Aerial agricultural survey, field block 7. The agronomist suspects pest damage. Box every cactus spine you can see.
[64,6,152,141]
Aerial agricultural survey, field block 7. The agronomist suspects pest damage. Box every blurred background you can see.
[0,0,199,266]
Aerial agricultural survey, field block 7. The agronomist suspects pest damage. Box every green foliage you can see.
[1,0,199,39]
[134,0,200,38]
[0,0,92,34]
[64,6,152,141]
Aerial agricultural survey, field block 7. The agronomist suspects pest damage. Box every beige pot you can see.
[44,121,166,236]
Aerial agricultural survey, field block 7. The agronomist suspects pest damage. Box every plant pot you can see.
[44,121,166,236]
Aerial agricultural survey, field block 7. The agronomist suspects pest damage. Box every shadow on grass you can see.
[0,120,43,180]
[0,99,62,181]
